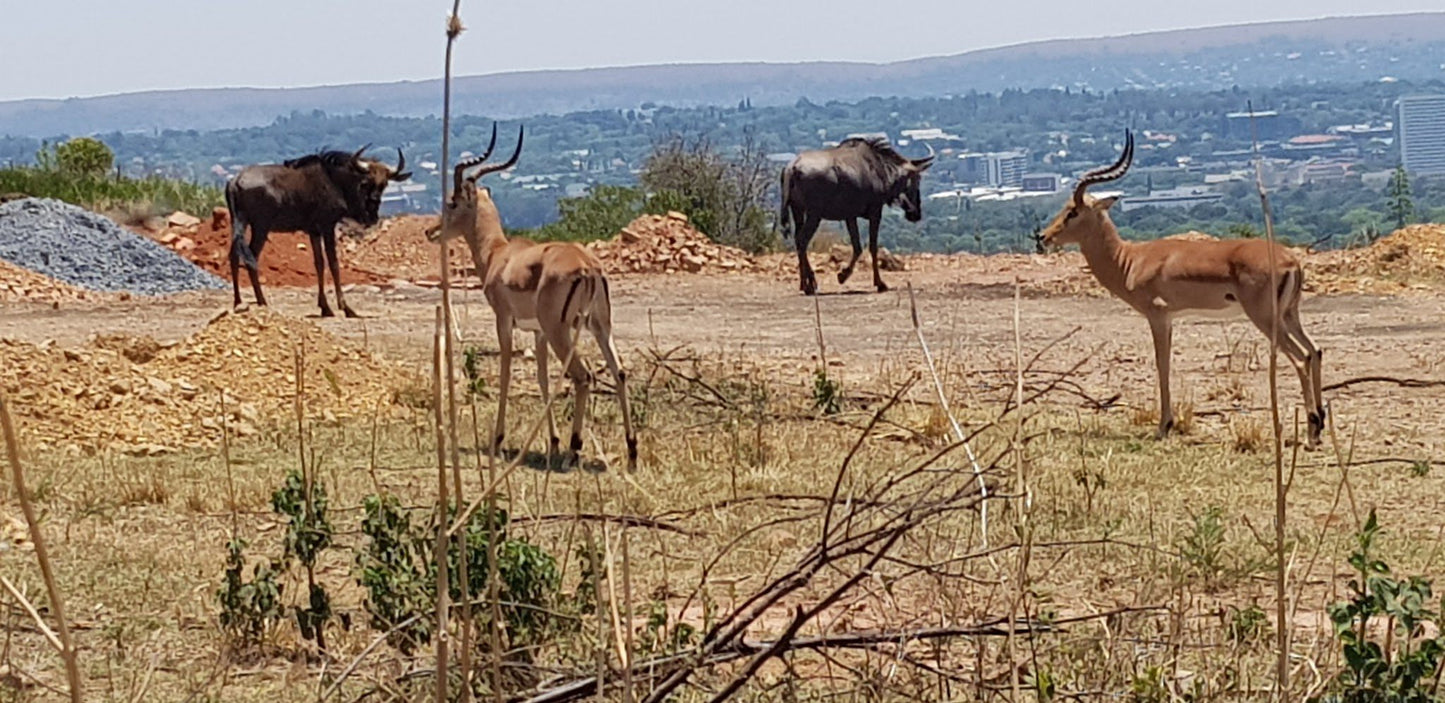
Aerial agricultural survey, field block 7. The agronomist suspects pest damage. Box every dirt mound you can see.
[0,259,105,304]
[1309,224,1445,295]
[589,213,758,274]
[0,308,419,455]
[142,210,389,288]
[349,214,473,283]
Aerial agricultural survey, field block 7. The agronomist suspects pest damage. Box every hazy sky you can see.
[2,1,1441,101]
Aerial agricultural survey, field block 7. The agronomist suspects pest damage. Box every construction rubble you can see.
[588,212,759,274]
[0,307,420,455]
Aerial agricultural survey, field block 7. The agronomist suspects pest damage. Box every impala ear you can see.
[1092,195,1121,211]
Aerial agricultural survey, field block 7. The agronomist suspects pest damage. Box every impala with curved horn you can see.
[1040,130,1326,447]
[431,124,637,470]
[226,144,411,316]
[779,136,935,294]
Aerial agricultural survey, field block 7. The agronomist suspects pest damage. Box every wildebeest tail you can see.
[776,169,792,238]
[225,183,257,268]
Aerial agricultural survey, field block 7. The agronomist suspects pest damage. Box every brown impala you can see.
[431,124,637,470]
[1040,131,1326,448]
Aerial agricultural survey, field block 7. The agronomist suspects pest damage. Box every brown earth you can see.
[0,259,106,304]
[0,306,419,455]
[138,211,389,288]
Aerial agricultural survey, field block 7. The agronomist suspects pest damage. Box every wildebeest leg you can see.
[229,220,245,308]
[322,231,357,318]
[795,213,823,295]
[247,230,269,306]
[837,218,863,285]
[309,232,334,317]
[867,211,888,292]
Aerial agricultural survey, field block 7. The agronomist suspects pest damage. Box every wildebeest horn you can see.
[390,148,411,181]
[451,123,500,189]
[1072,130,1134,207]
[352,143,372,162]
[912,142,936,168]
[466,125,524,182]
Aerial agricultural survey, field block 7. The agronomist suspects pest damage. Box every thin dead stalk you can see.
[1249,101,1290,700]
[432,308,452,703]
[0,394,83,702]
[905,282,989,545]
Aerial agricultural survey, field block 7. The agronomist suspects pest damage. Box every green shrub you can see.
[1313,509,1445,703]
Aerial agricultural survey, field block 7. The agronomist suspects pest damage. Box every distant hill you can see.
[3,13,1444,137]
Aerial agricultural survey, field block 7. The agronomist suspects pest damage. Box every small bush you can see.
[356,493,564,657]
[811,368,842,415]
[216,539,284,652]
[1313,509,1445,703]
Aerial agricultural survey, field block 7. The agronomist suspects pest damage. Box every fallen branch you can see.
[1323,375,1445,392]
[515,606,1161,703]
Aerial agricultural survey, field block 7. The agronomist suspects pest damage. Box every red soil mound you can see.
[141,210,388,288]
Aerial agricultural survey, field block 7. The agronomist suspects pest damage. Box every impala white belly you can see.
[1174,302,1245,322]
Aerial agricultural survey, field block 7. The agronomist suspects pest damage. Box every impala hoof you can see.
[1155,419,1174,440]
[343,308,360,319]
[319,307,336,318]
[837,269,853,285]
[875,281,890,293]
[570,434,583,454]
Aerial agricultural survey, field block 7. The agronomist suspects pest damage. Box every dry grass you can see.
[0,325,1441,702]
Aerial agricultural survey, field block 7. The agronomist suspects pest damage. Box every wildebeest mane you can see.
[283,150,356,170]
[835,136,900,160]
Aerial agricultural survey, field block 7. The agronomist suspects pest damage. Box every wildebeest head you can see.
[1040,130,1132,250]
[892,145,936,223]
[286,146,412,225]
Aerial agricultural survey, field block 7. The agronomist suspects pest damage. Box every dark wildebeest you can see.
[778,137,935,295]
[226,146,411,317]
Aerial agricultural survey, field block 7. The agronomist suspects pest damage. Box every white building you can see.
[1397,95,1445,176]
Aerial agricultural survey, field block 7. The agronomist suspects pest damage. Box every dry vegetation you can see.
[0,264,1441,702]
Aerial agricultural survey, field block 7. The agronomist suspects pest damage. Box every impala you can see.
[430,124,637,470]
[1040,131,1325,448]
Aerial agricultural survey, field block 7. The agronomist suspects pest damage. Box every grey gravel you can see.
[0,198,225,295]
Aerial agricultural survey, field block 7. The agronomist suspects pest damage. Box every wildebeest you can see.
[225,146,411,317]
[778,137,935,295]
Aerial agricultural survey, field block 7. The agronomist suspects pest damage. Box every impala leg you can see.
[1283,307,1326,447]
[544,323,591,467]
[493,316,513,456]
[867,212,888,292]
[534,330,560,459]
[323,231,358,318]
[1148,314,1175,439]
[795,213,823,296]
[309,232,334,317]
[590,316,637,471]
[837,218,863,285]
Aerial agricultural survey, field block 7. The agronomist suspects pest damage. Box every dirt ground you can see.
[0,265,1440,460]
[2,255,1444,701]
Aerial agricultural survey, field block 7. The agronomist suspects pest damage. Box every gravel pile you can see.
[0,198,225,295]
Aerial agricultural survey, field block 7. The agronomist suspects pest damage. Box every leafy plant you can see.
[462,345,487,398]
[1313,509,1445,703]
[270,468,335,649]
[1227,604,1270,645]
[811,368,842,416]
[1178,505,1228,585]
[356,493,564,657]
[216,539,284,652]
